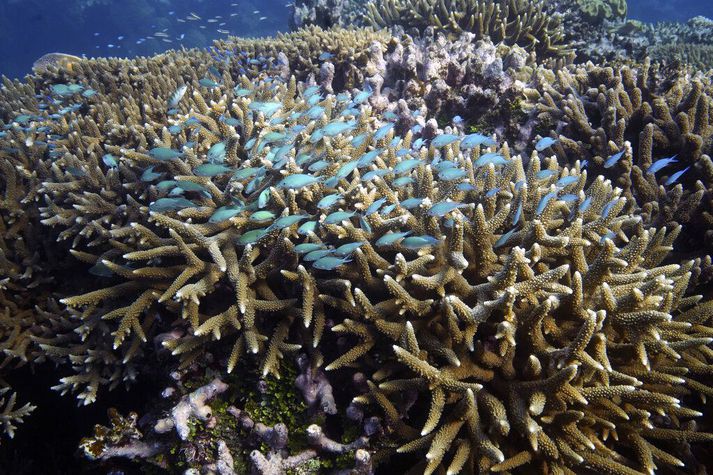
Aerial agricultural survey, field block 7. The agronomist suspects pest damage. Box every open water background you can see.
[1,0,713,79]
[1,1,713,79]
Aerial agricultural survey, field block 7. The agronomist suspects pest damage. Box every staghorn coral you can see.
[365,0,571,58]
[0,388,35,441]
[211,26,392,90]
[28,67,712,473]
[649,44,713,73]
[574,0,627,23]
[1,16,713,474]
[525,59,713,257]
[289,0,369,30]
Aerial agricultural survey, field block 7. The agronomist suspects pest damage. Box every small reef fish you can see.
[149,147,183,160]
[209,205,243,223]
[646,155,678,174]
[149,197,196,212]
[460,133,496,149]
[603,150,625,168]
[535,136,558,151]
[431,134,460,148]
[168,85,187,109]
[277,174,321,189]
[473,152,508,168]
[401,235,440,249]
[428,201,467,217]
[334,242,364,256]
[324,211,357,224]
[207,142,227,163]
[294,243,324,254]
[312,256,351,270]
[664,167,690,186]
[376,231,411,247]
[194,163,231,176]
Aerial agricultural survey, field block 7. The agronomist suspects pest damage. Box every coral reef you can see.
[574,0,627,22]
[525,58,713,258]
[2,3,713,474]
[289,0,368,30]
[365,0,570,58]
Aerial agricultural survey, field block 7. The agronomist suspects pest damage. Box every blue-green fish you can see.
[362,169,390,181]
[308,160,331,173]
[374,123,395,140]
[473,153,508,168]
[664,166,689,186]
[494,228,516,248]
[313,256,351,270]
[305,249,334,262]
[401,235,439,249]
[270,214,308,230]
[277,174,321,189]
[428,201,467,217]
[317,194,342,209]
[258,188,271,208]
[249,210,276,222]
[365,198,387,216]
[457,183,476,191]
[208,142,226,163]
[238,228,269,245]
[294,243,323,254]
[376,231,411,246]
[536,169,557,180]
[400,197,424,209]
[381,204,397,215]
[393,176,414,187]
[394,159,422,175]
[194,163,232,177]
[351,133,368,147]
[431,134,459,148]
[323,120,356,137]
[535,137,557,151]
[149,197,196,212]
[141,166,163,182]
[536,192,556,215]
[303,85,321,98]
[601,199,619,219]
[438,168,466,181]
[334,242,364,256]
[335,160,359,180]
[234,87,252,97]
[603,150,624,168]
[297,220,319,235]
[249,101,282,117]
[646,155,678,174]
[102,154,118,168]
[149,147,183,160]
[357,149,383,168]
[324,211,356,224]
[233,167,261,180]
[460,133,496,149]
[209,205,243,223]
[199,78,220,88]
[352,89,371,105]
[556,176,579,187]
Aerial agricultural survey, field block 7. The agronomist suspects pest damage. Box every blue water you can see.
[0,0,288,79]
[0,0,712,79]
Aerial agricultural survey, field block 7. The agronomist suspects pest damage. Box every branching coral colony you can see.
[0,4,712,475]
